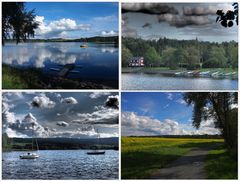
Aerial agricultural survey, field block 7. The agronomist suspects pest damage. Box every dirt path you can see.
[151,147,213,179]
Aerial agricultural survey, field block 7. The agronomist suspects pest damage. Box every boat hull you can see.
[87,151,105,155]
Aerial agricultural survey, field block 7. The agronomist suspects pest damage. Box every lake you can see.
[3,42,118,82]
[2,150,119,179]
[122,73,238,90]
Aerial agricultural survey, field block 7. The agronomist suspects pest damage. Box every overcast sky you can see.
[3,92,119,138]
[121,92,220,136]
[122,3,238,42]
[25,2,118,39]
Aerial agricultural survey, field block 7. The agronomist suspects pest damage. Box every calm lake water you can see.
[122,73,238,90]
[3,42,118,81]
[2,150,119,179]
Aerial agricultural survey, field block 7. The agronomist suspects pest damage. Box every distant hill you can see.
[6,36,119,45]
[9,137,119,151]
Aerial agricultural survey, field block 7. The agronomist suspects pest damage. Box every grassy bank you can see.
[2,64,117,89]
[121,137,223,179]
[205,146,237,179]
[122,67,238,74]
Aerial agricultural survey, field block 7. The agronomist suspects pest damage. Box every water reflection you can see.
[3,42,118,80]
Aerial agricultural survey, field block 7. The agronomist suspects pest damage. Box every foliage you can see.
[216,3,238,27]
[2,133,12,151]
[121,137,223,179]
[183,93,238,158]
[144,46,160,67]
[122,37,237,69]
[122,45,133,67]
[205,146,237,179]
[2,2,39,45]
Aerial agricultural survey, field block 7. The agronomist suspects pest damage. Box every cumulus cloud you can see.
[73,106,119,125]
[89,92,111,99]
[122,112,219,136]
[101,30,118,36]
[61,97,78,104]
[31,95,56,108]
[158,14,210,28]
[183,6,217,16]
[122,3,178,15]
[35,16,91,38]
[56,121,69,127]
[105,95,119,109]
[7,113,50,138]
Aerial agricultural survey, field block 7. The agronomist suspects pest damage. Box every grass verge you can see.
[205,147,237,179]
[121,137,223,179]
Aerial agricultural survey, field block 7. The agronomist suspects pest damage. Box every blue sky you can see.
[3,92,119,138]
[121,92,219,136]
[25,2,118,39]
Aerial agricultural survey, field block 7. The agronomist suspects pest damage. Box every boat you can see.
[86,129,105,155]
[87,150,105,155]
[20,122,39,159]
[199,71,210,77]
[80,44,88,48]
[20,153,39,159]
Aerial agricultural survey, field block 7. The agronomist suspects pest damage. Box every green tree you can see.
[162,47,178,69]
[2,133,12,151]
[144,46,160,67]
[205,47,227,68]
[122,45,133,67]
[183,92,238,158]
[2,2,39,45]
[186,47,200,70]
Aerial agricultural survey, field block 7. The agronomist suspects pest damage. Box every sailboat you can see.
[80,38,88,48]
[20,123,40,159]
[87,129,105,155]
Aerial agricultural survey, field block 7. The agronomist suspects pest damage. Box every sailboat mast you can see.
[32,123,34,151]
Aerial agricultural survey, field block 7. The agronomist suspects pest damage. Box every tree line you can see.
[122,37,238,70]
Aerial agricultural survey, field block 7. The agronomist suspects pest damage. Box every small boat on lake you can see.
[86,129,105,155]
[80,44,88,48]
[20,122,39,159]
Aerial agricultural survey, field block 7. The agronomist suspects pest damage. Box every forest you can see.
[122,37,238,70]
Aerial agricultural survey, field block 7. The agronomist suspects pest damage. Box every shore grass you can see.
[121,137,223,179]
[205,147,238,179]
[2,64,117,89]
[2,64,42,89]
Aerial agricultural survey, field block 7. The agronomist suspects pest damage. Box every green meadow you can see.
[121,137,237,179]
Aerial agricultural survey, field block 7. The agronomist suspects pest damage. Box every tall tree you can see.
[2,2,39,45]
[122,45,133,67]
[144,46,160,67]
[183,92,238,157]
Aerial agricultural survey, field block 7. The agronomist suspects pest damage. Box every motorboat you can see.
[87,150,105,155]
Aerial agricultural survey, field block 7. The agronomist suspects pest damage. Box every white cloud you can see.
[93,15,117,22]
[73,106,118,125]
[35,16,91,38]
[165,93,173,100]
[101,30,118,36]
[56,121,69,127]
[61,97,78,104]
[89,92,110,99]
[122,112,219,136]
[31,95,56,108]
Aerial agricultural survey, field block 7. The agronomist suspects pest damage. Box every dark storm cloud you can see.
[183,6,217,16]
[122,3,179,15]
[158,14,210,28]
[105,95,119,109]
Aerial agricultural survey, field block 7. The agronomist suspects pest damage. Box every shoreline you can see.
[3,64,118,89]
[122,67,238,80]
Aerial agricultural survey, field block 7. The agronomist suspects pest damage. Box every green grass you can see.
[121,137,223,179]
[2,64,42,89]
[205,147,238,179]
